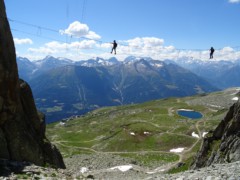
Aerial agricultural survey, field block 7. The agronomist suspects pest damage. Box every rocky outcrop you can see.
[191,100,240,169]
[0,0,65,168]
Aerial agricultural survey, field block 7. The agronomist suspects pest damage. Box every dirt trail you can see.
[55,139,182,175]
[168,107,174,116]
[161,118,204,172]
[53,106,206,175]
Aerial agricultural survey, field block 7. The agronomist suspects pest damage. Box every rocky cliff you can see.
[191,100,240,169]
[0,0,65,168]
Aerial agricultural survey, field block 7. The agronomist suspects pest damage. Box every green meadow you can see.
[47,89,236,172]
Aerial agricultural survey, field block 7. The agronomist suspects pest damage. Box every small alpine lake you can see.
[177,109,203,119]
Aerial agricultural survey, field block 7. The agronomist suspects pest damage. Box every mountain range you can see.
[17,55,236,123]
[166,57,240,89]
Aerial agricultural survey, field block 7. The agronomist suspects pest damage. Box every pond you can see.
[177,109,203,119]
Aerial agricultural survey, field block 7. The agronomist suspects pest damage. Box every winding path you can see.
[52,105,206,175]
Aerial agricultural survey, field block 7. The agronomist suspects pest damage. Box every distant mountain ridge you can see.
[17,56,218,123]
[18,56,240,90]
[17,56,74,81]
[168,57,240,89]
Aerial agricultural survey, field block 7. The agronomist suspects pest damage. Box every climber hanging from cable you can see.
[110,40,117,55]
[209,47,215,59]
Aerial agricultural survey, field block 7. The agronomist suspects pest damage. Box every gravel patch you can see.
[1,156,240,179]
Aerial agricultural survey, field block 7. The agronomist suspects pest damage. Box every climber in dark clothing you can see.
[111,40,117,54]
[210,47,215,59]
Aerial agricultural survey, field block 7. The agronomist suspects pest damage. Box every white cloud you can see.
[221,46,234,52]
[16,35,240,62]
[85,31,101,40]
[142,37,164,47]
[60,21,89,37]
[116,37,240,61]
[126,37,164,48]
[96,37,240,61]
[228,0,240,3]
[44,40,96,50]
[14,38,33,45]
[26,40,98,61]
[115,37,176,60]
[28,47,57,54]
[60,21,101,40]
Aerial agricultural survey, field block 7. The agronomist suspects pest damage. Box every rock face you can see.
[0,1,65,168]
[191,100,240,169]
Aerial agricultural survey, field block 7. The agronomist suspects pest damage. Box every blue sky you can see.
[4,0,240,61]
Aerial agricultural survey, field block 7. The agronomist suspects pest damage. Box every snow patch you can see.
[150,62,163,68]
[155,64,163,68]
[170,148,184,153]
[208,104,223,108]
[130,132,135,136]
[59,122,66,126]
[110,165,133,172]
[178,109,193,111]
[31,68,38,74]
[80,167,89,173]
[144,132,150,135]
[232,97,239,101]
[192,132,200,138]
[202,132,208,137]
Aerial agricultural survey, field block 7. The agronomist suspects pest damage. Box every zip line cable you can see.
[11,25,240,58]
[66,0,69,19]
[4,15,240,51]
[6,16,104,44]
[0,15,205,51]
[8,18,59,34]
[81,0,87,23]
[2,15,240,57]
[11,28,67,44]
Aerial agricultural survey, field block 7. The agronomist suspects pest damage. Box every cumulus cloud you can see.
[228,0,240,3]
[17,35,240,62]
[221,46,234,52]
[114,37,176,60]
[112,37,240,61]
[97,42,112,49]
[14,38,33,45]
[85,31,101,40]
[44,40,96,50]
[172,46,240,61]
[214,46,239,60]
[60,21,101,40]
[126,37,164,48]
[26,40,98,60]
[28,47,57,54]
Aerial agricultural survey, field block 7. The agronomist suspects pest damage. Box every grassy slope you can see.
[46,88,239,172]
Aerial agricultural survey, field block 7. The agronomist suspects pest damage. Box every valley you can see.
[2,0,240,178]
[17,56,219,123]
[46,87,239,177]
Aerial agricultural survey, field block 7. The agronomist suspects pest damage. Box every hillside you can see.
[2,87,240,179]
[25,57,217,123]
[46,87,239,178]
